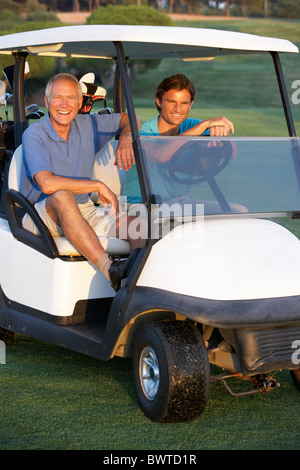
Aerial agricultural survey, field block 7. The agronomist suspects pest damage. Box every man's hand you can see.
[181,116,234,138]
[114,113,141,171]
[208,116,234,137]
[97,181,119,217]
[115,131,136,171]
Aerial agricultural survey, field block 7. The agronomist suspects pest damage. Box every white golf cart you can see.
[0,25,299,423]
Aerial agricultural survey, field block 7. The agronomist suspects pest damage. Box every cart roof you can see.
[0,25,297,60]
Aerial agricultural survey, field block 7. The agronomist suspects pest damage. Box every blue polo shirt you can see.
[122,116,208,203]
[21,112,121,204]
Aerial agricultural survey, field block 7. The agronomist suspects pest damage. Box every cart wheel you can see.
[0,327,14,344]
[290,369,300,391]
[132,321,210,423]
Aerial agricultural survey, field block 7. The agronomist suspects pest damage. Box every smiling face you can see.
[45,78,82,138]
[156,88,193,134]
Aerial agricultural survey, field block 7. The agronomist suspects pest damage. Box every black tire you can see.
[290,369,300,391]
[0,326,14,344]
[132,320,210,423]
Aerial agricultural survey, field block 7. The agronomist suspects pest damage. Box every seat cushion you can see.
[91,140,125,203]
[54,235,130,257]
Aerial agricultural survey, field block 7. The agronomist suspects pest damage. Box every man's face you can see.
[156,88,193,126]
[45,78,81,130]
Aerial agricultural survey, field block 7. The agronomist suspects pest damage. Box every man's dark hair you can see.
[155,73,195,112]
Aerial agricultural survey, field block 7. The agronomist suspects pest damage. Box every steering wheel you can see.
[168,140,234,185]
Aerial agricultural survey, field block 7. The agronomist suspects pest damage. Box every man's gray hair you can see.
[45,73,82,101]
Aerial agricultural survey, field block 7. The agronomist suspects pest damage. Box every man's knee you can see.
[47,189,75,209]
[45,190,77,225]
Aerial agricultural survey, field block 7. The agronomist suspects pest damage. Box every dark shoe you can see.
[109,248,140,291]
[108,258,129,291]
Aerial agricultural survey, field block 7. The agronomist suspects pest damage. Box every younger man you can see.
[122,73,234,202]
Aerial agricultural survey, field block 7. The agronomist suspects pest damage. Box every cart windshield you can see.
[137,136,300,216]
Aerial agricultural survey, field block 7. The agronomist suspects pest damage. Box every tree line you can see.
[2,0,300,18]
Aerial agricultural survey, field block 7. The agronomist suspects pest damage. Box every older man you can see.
[21,73,142,290]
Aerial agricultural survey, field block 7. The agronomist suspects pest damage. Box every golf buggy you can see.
[0,25,299,423]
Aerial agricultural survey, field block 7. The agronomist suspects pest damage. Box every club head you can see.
[25,104,39,114]
[26,112,40,120]
[97,107,113,115]
[0,92,12,105]
[26,109,44,120]
[78,72,95,84]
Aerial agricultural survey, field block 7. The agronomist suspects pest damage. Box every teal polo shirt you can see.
[123,116,208,203]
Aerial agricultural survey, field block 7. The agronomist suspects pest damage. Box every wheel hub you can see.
[140,346,160,400]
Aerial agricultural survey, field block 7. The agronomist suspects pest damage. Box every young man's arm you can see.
[142,116,235,163]
[181,116,234,137]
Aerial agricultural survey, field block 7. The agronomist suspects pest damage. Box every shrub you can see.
[0,9,24,31]
[271,0,300,18]
[0,21,63,86]
[87,5,174,26]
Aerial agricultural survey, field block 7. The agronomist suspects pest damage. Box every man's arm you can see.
[144,116,235,164]
[114,114,233,167]
[114,113,141,171]
[34,171,119,216]
[181,116,234,137]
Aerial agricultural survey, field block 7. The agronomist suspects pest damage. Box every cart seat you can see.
[7,141,131,257]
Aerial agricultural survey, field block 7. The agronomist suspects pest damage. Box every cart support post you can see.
[12,52,28,148]
[271,51,297,137]
[113,41,153,205]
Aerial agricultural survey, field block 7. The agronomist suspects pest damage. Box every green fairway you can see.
[135,106,300,136]
[1,334,299,450]
[173,17,300,44]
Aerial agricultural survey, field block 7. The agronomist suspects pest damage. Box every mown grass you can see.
[1,18,300,451]
[1,334,299,450]
[135,105,300,136]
